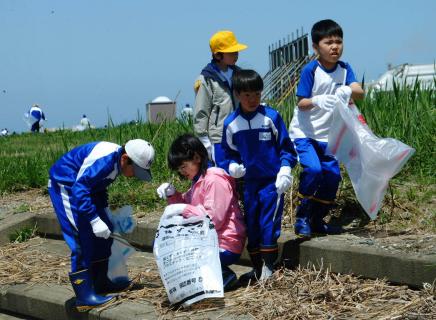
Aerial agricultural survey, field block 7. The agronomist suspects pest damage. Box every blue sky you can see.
[1,0,435,133]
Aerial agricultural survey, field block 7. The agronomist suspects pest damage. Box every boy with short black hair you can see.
[48,139,155,311]
[193,30,247,169]
[222,69,297,282]
[289,19,365,238]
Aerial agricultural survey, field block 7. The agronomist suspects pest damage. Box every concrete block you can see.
[299,239,436,288]
[0,213,36,246]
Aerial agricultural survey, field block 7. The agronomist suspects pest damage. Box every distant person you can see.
[289,19,365,238]
[193,30,247,169]
[181,103,193,118]
[80,114,91,128]
[221,69,297,282]
[48,139,155,312]
[156,133,246,291]
[27,104,46,133]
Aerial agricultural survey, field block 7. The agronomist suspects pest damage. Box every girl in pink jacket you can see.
[156,133,246,291]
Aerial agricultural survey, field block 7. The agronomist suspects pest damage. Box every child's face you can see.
[236,90,261,113]
[313,36,343,68]
[177,155,201,180]
[222,52,239,66]
[120,154,135,178]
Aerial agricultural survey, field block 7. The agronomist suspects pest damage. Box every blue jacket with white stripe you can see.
[222,104,297,182]
[49,141,122,221]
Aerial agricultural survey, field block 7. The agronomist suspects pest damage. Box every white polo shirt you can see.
[289,60,357,142]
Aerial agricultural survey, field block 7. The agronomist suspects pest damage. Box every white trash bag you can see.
[327,100,415,220]
[153,214,223,307]
[23,112,38,128]
[106,206,136,283]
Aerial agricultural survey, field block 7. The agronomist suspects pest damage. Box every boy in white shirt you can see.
[289,19,364,238]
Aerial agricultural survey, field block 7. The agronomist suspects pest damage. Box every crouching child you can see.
[157,133,246,291]
[48,139,155,311]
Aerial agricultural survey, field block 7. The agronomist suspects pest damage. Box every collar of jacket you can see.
[201,62,240,90]
[115,146,124,177]
[236,104,266,121]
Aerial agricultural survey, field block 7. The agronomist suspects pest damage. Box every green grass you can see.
[0,87,434,232]
[273,84,435,182]
[9,224,37,243]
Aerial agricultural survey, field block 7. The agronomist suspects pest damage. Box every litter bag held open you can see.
[327,99,415,220]
[153,213,223,307]
[106,206,136,283]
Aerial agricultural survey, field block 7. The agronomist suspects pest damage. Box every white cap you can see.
[125,139,155,181]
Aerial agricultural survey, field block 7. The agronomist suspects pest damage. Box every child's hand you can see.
[275,166,293,194]
[90,217,111,239]
[312,94,338,111]
[335,86,352,104]
[157,183,176,199]
[229,162,246,178]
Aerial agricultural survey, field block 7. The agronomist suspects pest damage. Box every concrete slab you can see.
[33,213,436,288]
[0,238,253,320]
[0,212,36,246]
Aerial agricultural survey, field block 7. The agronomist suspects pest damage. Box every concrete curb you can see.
[0,238,254,320]
[3,213,435,289]
[0,284,158,320]
[0,212,36,246]
[33,213,436,288]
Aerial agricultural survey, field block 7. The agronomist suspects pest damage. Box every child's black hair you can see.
[232,69,264,94]
[167,133,208,177]
[311,19,343,44]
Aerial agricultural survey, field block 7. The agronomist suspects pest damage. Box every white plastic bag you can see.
[153,214,223,306]
[108,206,136,234]
[106,206,136,282]
[107,235,135,283]
[23,112,37,128]
[327,100,415,220]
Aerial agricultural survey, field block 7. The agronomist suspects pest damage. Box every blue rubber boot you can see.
[69,269,115,312]
[222,265,238,291]
[294,198,312,238]
[91,259,132,294]
[311,201,343,235]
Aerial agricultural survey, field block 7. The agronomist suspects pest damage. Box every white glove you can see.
[163,203,187,218]
[335,86,352,104]
[90,217,111,239]
[156,182,176,199]
[198,135,213,160]
[312,94,338,111]
[229,162,246,178]
[275,166,293,194]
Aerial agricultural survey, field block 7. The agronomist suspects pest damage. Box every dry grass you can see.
[1,238,434,319]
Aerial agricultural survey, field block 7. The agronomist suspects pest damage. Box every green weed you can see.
[9,225,37,243]
[13,203,30,214]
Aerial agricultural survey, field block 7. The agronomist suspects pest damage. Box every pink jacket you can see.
[168,167,246,254]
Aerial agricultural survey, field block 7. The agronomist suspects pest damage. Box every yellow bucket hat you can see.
[209,30,247,54]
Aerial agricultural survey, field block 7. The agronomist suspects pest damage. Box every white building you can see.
[146,96,176,123]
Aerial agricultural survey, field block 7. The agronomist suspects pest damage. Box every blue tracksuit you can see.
[48,142,122,272]
[291,60,358,202]
[222,104,297,253]
[29,106,45,132]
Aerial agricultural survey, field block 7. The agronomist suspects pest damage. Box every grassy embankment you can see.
[0,85,434,232]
